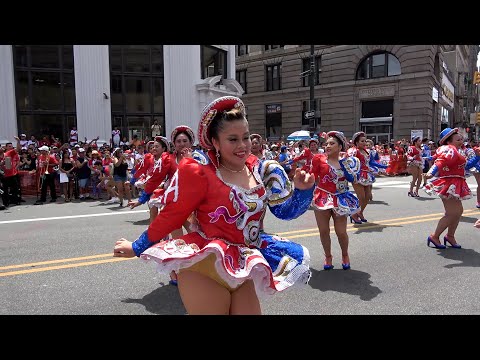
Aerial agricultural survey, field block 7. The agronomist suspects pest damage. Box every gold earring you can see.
[216,149,220,162]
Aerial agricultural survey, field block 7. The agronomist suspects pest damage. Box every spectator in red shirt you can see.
[0,137,22,207]
[34,145,59,205]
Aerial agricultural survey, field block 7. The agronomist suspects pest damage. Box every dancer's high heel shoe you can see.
[408,191,414,197]
[427,236,446,249]
[323,255,334,270]
[350,215,363,224]
[443,236,461,249]
[358,215,368,223]
[341,255,351,270]
[169,271,178,286]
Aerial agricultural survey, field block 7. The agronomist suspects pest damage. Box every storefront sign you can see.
[441,75,454,109]
[266,104,282,114]
[359,86,395,99]
[432,87,438,102]
[411,129,423,140]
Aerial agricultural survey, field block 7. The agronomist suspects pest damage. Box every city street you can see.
[1,176,479,315]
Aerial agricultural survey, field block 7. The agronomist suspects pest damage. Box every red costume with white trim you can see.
[292,148,313,173]
[424,145,472,200]
[347,147,374,185]
[145,153,177,208]
[133,153,154,188]
[407,145,423,168]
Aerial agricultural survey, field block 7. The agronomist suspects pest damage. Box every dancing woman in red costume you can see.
[310,131,361,270]
[461,141,480,209]
[347,132,374,223]
[406,136,425,197]
[291,139,322,173]
[128,136,171,223]
[250,134,265,160]
[147,126,197,238]
[423,128,480,249]
[113,96,315,315]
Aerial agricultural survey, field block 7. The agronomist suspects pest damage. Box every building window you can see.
[302,56,322,87]
[266,104,282,140]
[266,64,281,91]
[236,70,247,94]
[361,99,393,118]
[264,45,284,51]
[109,45,165,141]
[237,45,248,56]
[13,45,76,142]
[356,52,401,80]
[201,45,227,79]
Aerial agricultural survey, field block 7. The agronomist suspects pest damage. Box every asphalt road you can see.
[1,176,479,315]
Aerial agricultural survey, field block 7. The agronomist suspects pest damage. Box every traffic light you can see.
[477,112,480,123]
[474,71,480,85]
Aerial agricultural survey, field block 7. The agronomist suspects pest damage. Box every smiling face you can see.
[251,137,262,155]
[447,133,463,149]
[325,136,341,157]
[151,141,165,157]
[174,133,192,153]
[309,141,318,152]
[356,136,367,150]
[212,119,251,171]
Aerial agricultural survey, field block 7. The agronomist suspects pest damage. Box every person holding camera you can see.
[113,147,130,207]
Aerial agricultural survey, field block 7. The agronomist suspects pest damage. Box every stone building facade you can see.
[236,45,479,144]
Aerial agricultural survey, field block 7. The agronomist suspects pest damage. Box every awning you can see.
[359,116,393,123]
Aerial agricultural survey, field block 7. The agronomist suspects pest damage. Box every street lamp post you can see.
[299,45,317,136]
[309,45,316,135]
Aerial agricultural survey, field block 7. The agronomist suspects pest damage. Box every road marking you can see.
[0,253,115,270]
[0,210,148,225]
[374,181,410,186]
[1,209,478,277]
[286,210,477,239]
[0,257,132,277]
[277,209,479,236]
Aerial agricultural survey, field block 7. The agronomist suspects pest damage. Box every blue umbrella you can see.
[287,130,311,141]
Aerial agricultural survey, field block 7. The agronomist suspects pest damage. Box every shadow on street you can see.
[352,222,403,234]
[460,215,478,224]
[308,268,382,301]
[436,247,480,269]
[368,200,390,206]
[412,197,436,201]
[126,218,150,226]
[122,282,186,315]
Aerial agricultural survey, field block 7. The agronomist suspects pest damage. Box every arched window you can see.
[356,52,401,80]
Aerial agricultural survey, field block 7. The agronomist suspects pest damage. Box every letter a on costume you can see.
[163,171,179,203]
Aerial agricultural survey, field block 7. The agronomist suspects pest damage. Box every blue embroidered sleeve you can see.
[368,153,388,170]
[192,150,209,165]
[259,159,314,221]
[129,168,137,185]
[132,230,157,257]
[269,186,314,220]
[428,164,438,176]
[138,190,151,204]
[339,156,361,183]
[466,155,480,170]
